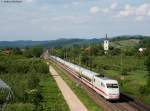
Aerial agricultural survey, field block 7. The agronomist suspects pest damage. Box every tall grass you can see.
[0,53,69,111]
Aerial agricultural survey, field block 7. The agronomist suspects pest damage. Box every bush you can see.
[27,74,40,90]
[139,85,149,95]
[23,46,43,58]
[121,68,128,75]
[0,59,49,74]
[110,48,121,56]
[5,103,34,111]
[145,55,150,86]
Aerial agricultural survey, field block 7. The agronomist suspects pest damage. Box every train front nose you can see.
[109,93,120,99]
[108,89,120,99]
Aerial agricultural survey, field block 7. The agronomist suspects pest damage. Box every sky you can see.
[0,0,150,41]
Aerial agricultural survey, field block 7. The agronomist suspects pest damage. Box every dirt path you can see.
[49,65,88,111]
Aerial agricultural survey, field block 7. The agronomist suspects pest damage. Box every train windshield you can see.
[106,84,118,88]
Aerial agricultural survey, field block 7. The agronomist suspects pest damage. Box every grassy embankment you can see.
[0,53,69,111]
[91,55,149,104]
[50,61,102,111]
[40,74,69,111]
[57,54,150,104]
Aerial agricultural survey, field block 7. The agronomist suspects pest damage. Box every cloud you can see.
[135,16,144,21]
[117,3,150,21]
[102,8,109,13]
[118,4,134,17]
[52,15,90,24]
[90,6,100,14]
[110,2,117,10]
[148,11,150,16]
[89,2,118,15]
[136,4,150,16]
[40,4,49,11]
[25,0,35,3]
[72,2,80,5]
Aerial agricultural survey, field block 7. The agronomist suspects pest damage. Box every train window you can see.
[101,82,105,87]
[107,84,118,88]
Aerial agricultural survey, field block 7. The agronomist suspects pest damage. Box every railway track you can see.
[49,59,150,111]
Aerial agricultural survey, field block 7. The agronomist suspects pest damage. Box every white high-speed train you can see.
[50,56,120,100]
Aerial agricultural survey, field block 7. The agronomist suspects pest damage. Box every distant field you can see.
[72,55,149,104]
[51,36,150,105]
[90,55,149,104]
[92,55,145,71]
[111,39,140,48]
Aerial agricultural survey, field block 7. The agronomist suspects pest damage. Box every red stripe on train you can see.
[81,77,108,96]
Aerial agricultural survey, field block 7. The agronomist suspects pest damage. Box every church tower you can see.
[104,34,109,54]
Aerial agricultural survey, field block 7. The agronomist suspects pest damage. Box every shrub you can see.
[27,74,40,90]
[0,59,49,74]
[121,68,128,75]
[5,103,34,111]
[23,46,43,58]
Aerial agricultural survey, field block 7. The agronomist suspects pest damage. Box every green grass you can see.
[68,54,150,104]
[91,55,150,104]
[93,55,145,71]
[1,73,70,111]
[40,74,70,111]
[51,63,101,111]
[111,39,139,47]
[5,103,34,111]
[0,52,70,111]
[104,69,147,96]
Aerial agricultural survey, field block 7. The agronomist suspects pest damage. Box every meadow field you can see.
[0,52,69,111]
[84,55,150,104]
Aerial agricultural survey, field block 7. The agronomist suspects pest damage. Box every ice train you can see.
[50,56,120,100]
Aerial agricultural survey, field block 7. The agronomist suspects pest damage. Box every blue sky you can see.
[0,0,150,41]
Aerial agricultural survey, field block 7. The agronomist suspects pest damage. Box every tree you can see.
[23,46,43,58]
[70,47,80,62]
[12,47,22,55]
[31,46,43,57]
[110,48,121,56]
[145,55,150,85]
[27,74,40,90]
[80,52,90,66]
[121,68,128,75]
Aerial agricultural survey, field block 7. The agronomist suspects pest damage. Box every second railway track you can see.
[49,59,150,111]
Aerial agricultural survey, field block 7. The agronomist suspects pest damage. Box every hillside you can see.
[110,35,150,48]
[46,38,103,47]
[0,35,149,48]
[0,38,103,48]
[110,39,140,48]
[0,41,49,48]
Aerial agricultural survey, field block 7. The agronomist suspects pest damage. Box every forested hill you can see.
[46,38,103,47]
[110,35,150,47]
[0,38,103,48]
[0,35,149,48]
[0,41,49,48]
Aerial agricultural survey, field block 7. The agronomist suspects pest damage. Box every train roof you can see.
[96,76,118,83]
[51,56,118,84]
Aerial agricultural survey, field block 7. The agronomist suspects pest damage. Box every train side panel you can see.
[50,56,119,100]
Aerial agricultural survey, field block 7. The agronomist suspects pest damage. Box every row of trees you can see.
[51,42,150,88]
[143,52,150,95]
[11,46,43,58]
[50,43,146,71]
[0,58,49,74]
[51,43,148,60]
[0,46,49,111]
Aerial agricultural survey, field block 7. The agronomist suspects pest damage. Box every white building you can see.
[104,34,109,51]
